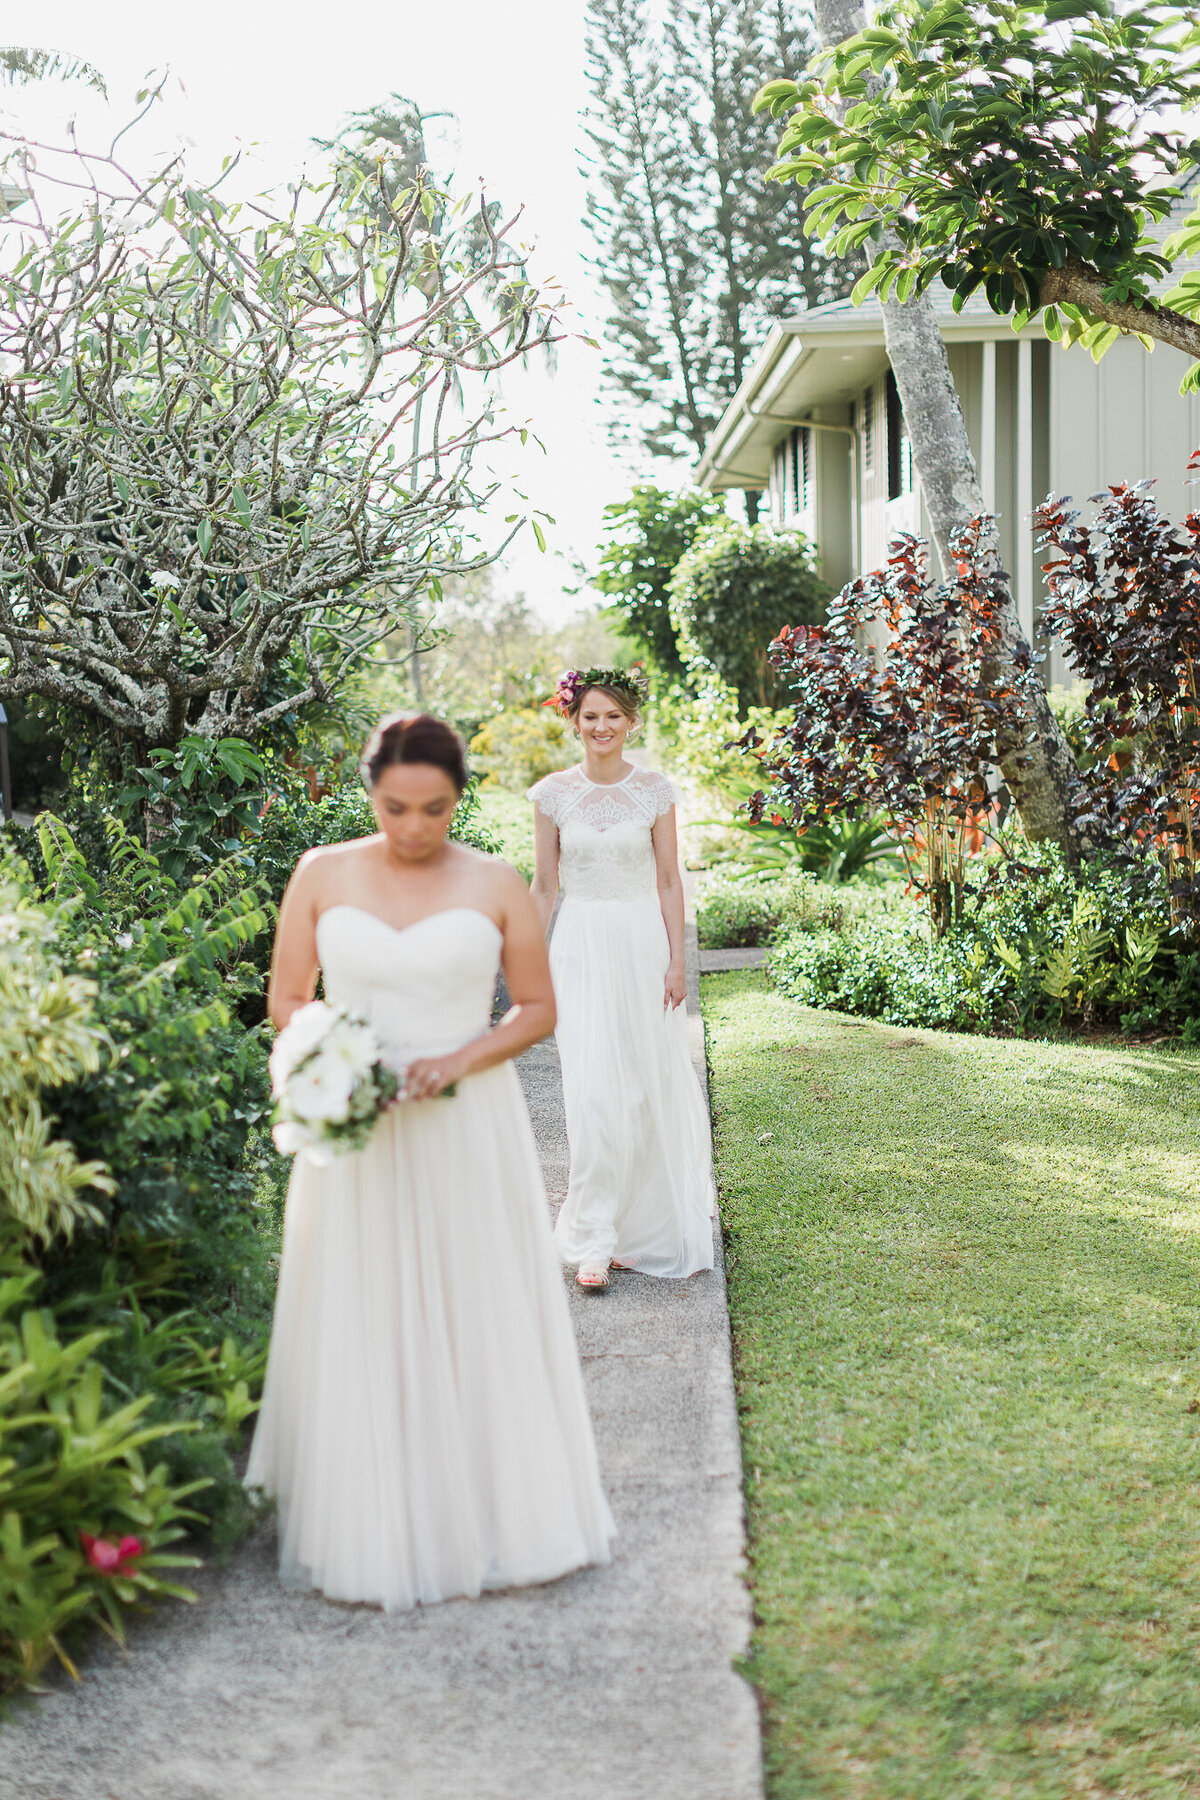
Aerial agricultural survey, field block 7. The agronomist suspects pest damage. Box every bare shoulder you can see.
[452,843,526,894]
[289,836,381,891]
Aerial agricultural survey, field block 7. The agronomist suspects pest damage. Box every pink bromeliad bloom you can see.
[81,1532,144,1576]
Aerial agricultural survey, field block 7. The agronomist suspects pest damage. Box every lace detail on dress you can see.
[527,765,680,832]
[528,766,682,903]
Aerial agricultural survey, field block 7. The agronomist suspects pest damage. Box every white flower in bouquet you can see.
[321,1019,378,1083]
[272,1118,322,1157]
[270,1002,399,1158]
[288,1059,357,1123]
[269,1000,336,1086]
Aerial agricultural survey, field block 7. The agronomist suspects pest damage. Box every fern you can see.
[0,883,114,1242]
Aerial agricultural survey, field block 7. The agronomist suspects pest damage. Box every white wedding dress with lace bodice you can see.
[528,765,715,1279]
[246,904,615,1612]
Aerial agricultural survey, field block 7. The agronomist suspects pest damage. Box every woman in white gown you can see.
[529,669,715,1290]
[247,711,615,1611]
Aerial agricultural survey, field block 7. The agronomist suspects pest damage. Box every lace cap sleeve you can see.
[640,770,684,819]
[526,773,568,824]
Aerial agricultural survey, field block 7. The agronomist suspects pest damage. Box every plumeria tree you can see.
[0,110,559,753]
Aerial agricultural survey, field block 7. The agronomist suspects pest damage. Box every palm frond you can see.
[0,46,107,95]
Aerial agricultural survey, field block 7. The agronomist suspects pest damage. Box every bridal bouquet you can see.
[269,1001,400,1160]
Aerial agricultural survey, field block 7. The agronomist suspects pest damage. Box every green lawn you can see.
[702,972,1200,1800]
[474,785,535,880]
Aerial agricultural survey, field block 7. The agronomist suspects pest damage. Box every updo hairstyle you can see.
[360,711,469,795]
[564,683,642,737]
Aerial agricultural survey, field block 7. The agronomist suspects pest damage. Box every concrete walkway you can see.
[0,937,763,1800]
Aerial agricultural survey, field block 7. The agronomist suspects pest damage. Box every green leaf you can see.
[197,519,212,557]
[232,487,252,526]
[531,520,547,553]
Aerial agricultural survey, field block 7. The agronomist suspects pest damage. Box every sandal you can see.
[576,1262,611,1291]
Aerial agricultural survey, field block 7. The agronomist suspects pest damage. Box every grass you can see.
[702,972,1200,1800]
[475,785,536,880]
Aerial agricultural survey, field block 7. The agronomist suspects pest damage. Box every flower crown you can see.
[544,665,649,716]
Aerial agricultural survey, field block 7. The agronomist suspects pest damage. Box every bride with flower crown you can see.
[528,668,715,1289]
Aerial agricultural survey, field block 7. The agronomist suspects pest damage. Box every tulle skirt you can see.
[245,1062,615,1611]
[550,895,715,1279]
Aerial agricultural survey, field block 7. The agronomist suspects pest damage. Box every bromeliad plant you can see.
[742,522,1031,935]
[1036,467,1200,941]
[0,1260,206,1691]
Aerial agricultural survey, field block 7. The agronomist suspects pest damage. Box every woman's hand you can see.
[664,961,687,1012]
[401,1050,466,1101]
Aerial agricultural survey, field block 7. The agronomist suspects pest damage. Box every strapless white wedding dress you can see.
[528,766,715,1279]
[245,904,615,1612]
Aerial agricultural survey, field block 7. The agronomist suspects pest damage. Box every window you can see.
[885,371,914,501]
[782,427,814,518]
[860,387,875,476]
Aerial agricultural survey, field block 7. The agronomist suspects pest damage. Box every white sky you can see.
[9,1,688,619]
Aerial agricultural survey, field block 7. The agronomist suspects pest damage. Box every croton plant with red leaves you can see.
[1036,462,1200,942]
[741,521,1031,937]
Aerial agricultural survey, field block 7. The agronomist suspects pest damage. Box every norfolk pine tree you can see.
[584,0,859,513]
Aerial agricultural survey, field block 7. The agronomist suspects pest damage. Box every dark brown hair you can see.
[360,712,469,794]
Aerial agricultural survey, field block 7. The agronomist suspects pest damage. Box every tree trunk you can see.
[745,488,762,525]
[811,0,1088,859]
[877,294,1085,850]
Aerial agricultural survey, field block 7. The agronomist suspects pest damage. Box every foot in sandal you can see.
[576,1262,611,1290]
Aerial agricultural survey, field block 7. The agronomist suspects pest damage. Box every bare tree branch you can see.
[0,117,561,749]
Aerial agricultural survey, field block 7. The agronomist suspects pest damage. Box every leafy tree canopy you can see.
[755,0,1200,382]
[592,485,727,677]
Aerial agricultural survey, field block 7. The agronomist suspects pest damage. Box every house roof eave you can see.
[697,296,1067,491]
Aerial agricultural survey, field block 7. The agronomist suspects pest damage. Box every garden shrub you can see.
[0,887,112,1244]
[592,484,727,680]
[744,523,1027,936]
[0,822,282,1689]
[651,670,786,801]
[1038,476,1200,943]
[669,521,828,711]
[696,871,794,949]
[771,846,1200,1039]
[468,708,574,792]
[697,865,905,950]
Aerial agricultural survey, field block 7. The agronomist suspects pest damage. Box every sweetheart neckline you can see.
[317,904,503,941]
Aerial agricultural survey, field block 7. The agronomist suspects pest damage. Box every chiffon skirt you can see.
[550,894,715,1279]
[245,1062,615,1611]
